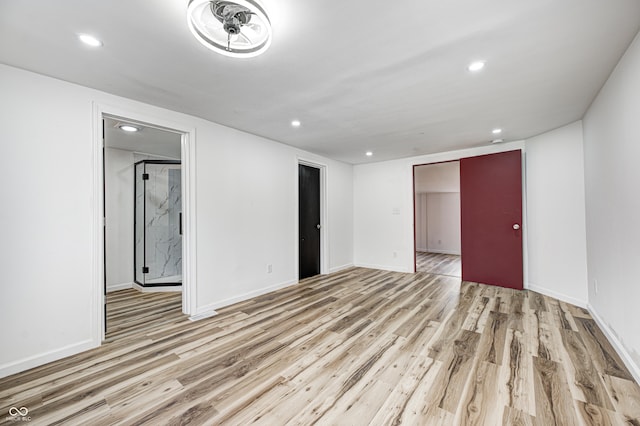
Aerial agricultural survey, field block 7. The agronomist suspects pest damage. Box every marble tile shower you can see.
[134,160,182,286]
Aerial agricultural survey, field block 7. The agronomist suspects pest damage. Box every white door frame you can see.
[296,157,329,277]
[91,102,197,344]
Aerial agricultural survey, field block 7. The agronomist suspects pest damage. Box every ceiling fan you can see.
[187,0,272,58]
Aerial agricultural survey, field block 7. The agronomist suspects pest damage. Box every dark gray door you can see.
[299,164,320,279]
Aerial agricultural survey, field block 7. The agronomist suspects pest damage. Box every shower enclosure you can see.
[134,160,182,287]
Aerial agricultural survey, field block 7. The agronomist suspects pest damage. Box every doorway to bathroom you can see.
[103,116,185,340]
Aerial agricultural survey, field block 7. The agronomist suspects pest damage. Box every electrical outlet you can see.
[267,264,273,274]
[393,251,397,258]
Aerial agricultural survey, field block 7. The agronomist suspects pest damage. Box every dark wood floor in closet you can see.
[1,267,639,425]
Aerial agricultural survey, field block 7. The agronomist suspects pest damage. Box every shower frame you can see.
[133,159,182,287]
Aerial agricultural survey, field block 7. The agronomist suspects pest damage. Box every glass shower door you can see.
[134,160,182,286]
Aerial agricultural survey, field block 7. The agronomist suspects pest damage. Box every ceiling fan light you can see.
[187,0,272,58]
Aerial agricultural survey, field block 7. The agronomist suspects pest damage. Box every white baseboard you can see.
[191,279,298,319]
[189,310,218,321]
[0,339,97,379]
[587,304,640,385]
[416,247,428,252]
[107,282,133,292]
[526,283,587,309]
[133,283,182,293]
[353,262,409,273]
[423,249,461,255]
[329,263,354,273]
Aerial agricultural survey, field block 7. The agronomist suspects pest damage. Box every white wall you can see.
[583,31,640,381]
[525,122,588,307]
[414,161,460,193]
[105,148,135,291]
[426,193,461,254]
[414,193,461,254]
[354,135,590,306]
[0,64,353,377]
[415,194,428,251]
[354,141,525,272]
[414,162,461,255]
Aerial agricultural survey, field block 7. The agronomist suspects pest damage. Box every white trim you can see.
[180,128,198,316]
[107,282,134,292]
[132,283,183,293]
[520,149,530,293]
[588,304,640,385]
[419,249,461,255]
[296,157,329,276]
[527,283,587,309]
[91,102,103,348]
[189,310,218,321]
[92,102,198,350]
[191,279,298,317]
[354,262,410,273]
[0,339,95,379]
[329,263,354,273]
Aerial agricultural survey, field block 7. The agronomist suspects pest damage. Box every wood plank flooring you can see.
[1,267,639,425]
[416,251,462,277]
[105,289,184,342]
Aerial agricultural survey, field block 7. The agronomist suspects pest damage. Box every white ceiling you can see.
[1,0,639,164]
[104,118,181,159]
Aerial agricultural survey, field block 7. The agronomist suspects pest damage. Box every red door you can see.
[460,150,523,290]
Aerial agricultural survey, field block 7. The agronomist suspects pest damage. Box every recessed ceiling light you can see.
[119,125,139,133]
[366,151,373,157]
[491,139,504,144]
[78,34,103,47]
[291,120,301,127]
[468,61,485,72]
[492,128,502,134]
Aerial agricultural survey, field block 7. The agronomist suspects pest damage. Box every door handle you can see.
[513,224,520,230]
[316,224,321,229]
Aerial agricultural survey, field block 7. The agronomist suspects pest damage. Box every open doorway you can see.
[413,151,524,289]
[413,161,461,278]
[103,116,184,340]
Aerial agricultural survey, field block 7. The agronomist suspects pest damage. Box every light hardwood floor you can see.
[416,251,462,277]
[105,289,184,342]
[1,268,639,425]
